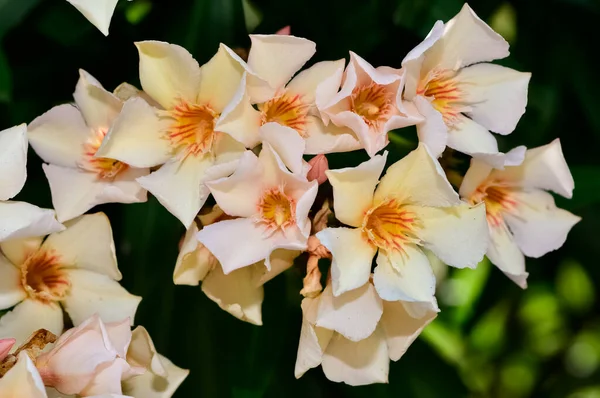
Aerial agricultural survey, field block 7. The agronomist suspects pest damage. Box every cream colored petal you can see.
[0,236,43,266]
[173,223,214,286]
[252,248,300,286]
[408,202,488,269]
[459,158,494,198]
[137,155,213,228]
[136,41,201,109]
[260,122,305,174]
[0,124,27,200]
[0,299,63,348]
[202,263,264,325]
[74,69,122,131]
[326,152,387,227]
[374,144,459,207]
[486,222,528,288]
[28,104,88,168]
[329,110,384,157]
[80,358,130,396]
[446,116,499,157]
[322,327,389,386]
[294,298,333,379]
[0,251,25,309]
[43,212,120,280]
[504,190,581,258]
[66,0,119,36]
[303,116,362,155]
[122,354,189,398]
[286,59,346,103]
[0,201,63,242]
[95,167,149,205]
[413,96,448,158]
[95,97,173,168]
[0,351,47,398]
[62,269,141,326]
[316,283,383,342]
[127,326,166,377]
[316,227,376,297]
[381,300,437,361]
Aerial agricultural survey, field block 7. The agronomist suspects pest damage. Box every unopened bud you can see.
[307,154,329,185]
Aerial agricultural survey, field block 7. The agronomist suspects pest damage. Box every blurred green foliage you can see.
[1,0,599,397]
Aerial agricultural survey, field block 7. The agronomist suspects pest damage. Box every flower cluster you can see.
[0,1,579,392]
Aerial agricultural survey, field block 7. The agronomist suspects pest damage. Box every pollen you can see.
[260,93,310,137]
[20,250,70,303]
[351,82,394,129]
[81,128,128,179]
[257,186,296,233]
[361,198,420,252]
[468,180,518,227]
[417,68,467,127]
[165,100,217,157]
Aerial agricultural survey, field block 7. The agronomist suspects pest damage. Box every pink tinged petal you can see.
[326,152,387,227]
[413,96,448,158]
[446,115,500,158]
[95,97,173,168]
[0,201,64,242]
[316,283,383,342]
[260,122,305,174]
[0,338,15,362]
[321,327,389,386]
[373,247,436,303]
[247,35,316,98]
[409,202,488,269]
[504,190,581,258]
[0,124,27,200]
[316,227,376,296]
[374,144,460,207]
[135,41,201,109]
[307,154,329,185]
[74,69,122,131]
[381,300,438,361]
[173,224,214,286]
[286,59,346,103]
[458,63,531,135]
[0,351,47,397]
[62,269,141,326]
[303,116,362,155]
[80,358,130,396]
[43,213,121,280]
[276,25,291,35]
[66,0,119,36]
[28,104,89,168]
[137,155,214,228]
[291,180,318,239]
[494,139,575,198]
[0,252,26,309]
[202,263,264,325]
[294,298,333,378]
[424,3,509,71]
[0,299,63,348]
[0,236,43,266]
[104,318,132,358]
[122,354,189,398]
[486,223,528,288]
[127,326,167,377]
[329,111,384,157]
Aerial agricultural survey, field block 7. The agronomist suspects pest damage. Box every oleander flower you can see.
[317,145,488,305]
[0,351,47,397]
[295,279,437,385]
[95,41,252,227]
[0,124,64,242]
[196,139,318,274]
[216,34,361,163]
[402,4,531,163]
[460,139,580,287]
[319,52,423,157]
[28,70,149,223]
[66,0,129,36]
[174,205,299,325]
[0,213,141,347]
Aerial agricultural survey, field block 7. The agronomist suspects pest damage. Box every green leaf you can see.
[556,259,595,314]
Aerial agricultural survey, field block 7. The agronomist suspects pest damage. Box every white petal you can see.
[0,252,26,309]
[122,354,188,398]
[260,122,305,174]
[286,59,346,103]
[43,212,121,280]
[459,158,493,198]
[316,227,376,297]
[409,202,488,269]
[136,41,201,109]
[374,144,459,207]
[504,190,581,258]
[486,222,528,288]
[202,264,264,325]
[316,283,383,342]
[0,124,27,200]
[62,269,141,326]
[28,104,88,168]
[446,116,499,156]
[326,152,387,227]
[0,236,43,266]
[95,97,173,168]
[0,201,63,242]
[0,299,63,347]
[322,327,389,386]
[173,223,214,286]
[127,326,166,377]
[303,116,362,155]
[66,0,119,35]
[413,96,448,158]
[294,298,333,378]
[329,111,384,157]
[458,63,531,135]
[380,300,437,361]
[74,69,122,130]
[373,247,436,303]
[0,351,47,398]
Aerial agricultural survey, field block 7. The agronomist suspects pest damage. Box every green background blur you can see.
[1,0,599,397]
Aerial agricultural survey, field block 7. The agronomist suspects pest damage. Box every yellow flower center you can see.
[260,94,310,137]
[165,100,217,157]
[257,186,296,232]
[468,180,518,227]
[351,82,394,128]
[81,128,128,179]
[20,250,70,303]
[361,199,420,252]
[417,68,466,127]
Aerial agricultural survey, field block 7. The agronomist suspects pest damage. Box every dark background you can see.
[1,0,599,396]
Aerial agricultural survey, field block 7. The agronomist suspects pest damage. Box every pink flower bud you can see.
[307,154,329,185]
[275,25,291,35]
[0,338,15,362]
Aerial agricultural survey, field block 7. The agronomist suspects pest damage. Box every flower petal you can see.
[0,236,43,266]
[80,358,130,396]
[459,158,493,198]
[326,152,387,227]
[127,326,166,377]
[74,69,122,131]
[446,116,499,157]
[0,299,63,347]
[173,223,214,286]
[260,122,305,174]
[294,298,333,379]
[0,252,25,309]
[316,227,376,297]
[486,223,528,288]
[0,351,47,398]
[286,59,346,103]
[304,116,362,155]
[62,269,141,326]
[122,354,189,398]
[253,249,300,286]
[413,96,448,158]
[0,124,27,200]
[0,201,64,242]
